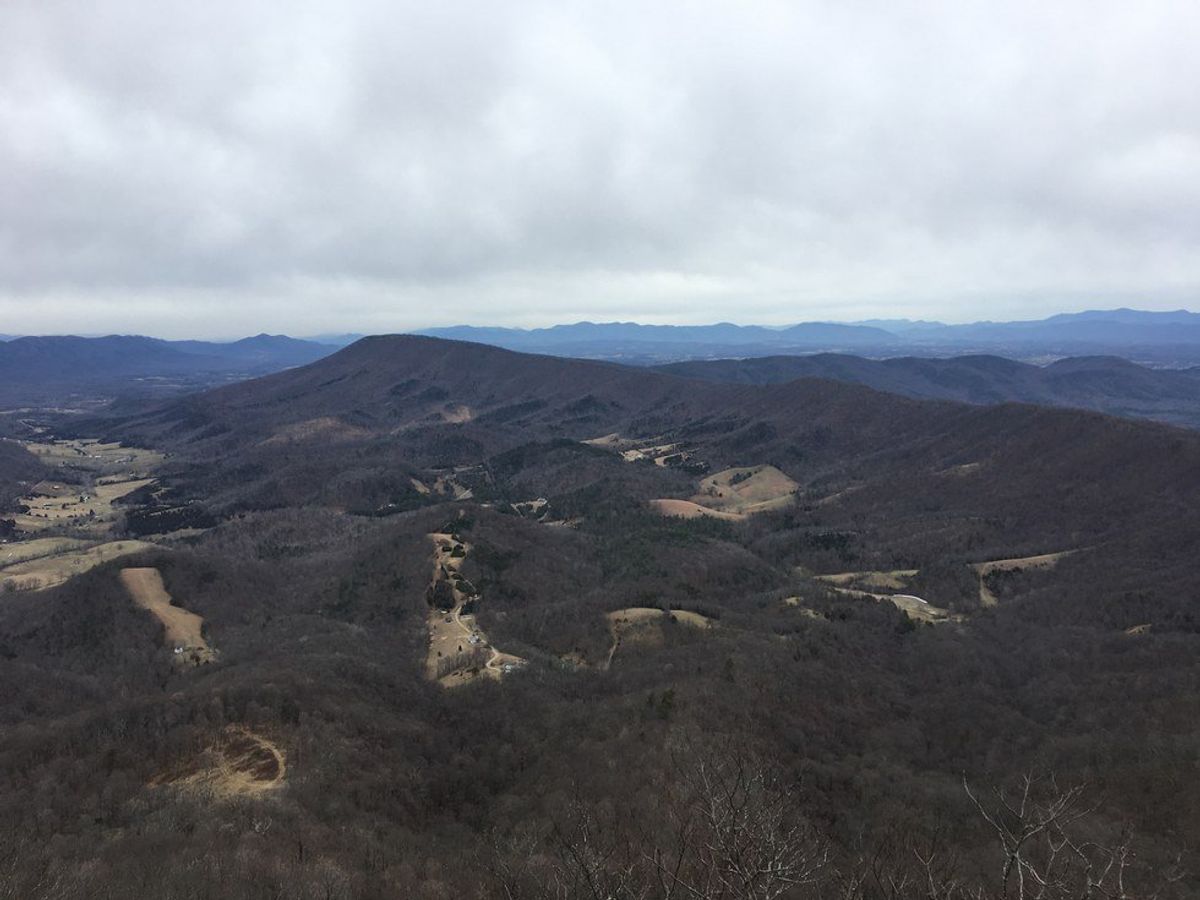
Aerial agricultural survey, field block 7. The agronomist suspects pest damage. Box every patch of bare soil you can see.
[120,567,217,666]
[438,404,474,424]
[152,726,285,799]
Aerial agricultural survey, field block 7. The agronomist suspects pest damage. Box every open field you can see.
[1,540,160,592]
[694,465,798,515]
[972,550,1076,607]
[604,606,713,669]
[652,464,798,521]
[13,477,153,535]
[152,726,285,799]
[816,569,919,591]
[120,567,216,666]
[23,438,162,474]
[649,498,744,521]
[0,536,89,567]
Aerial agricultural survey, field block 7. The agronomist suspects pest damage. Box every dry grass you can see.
[971,550,1076,608]
[694,466,798,515]
[0,537,89,567]
[12,477,153,535]
[651,464,799,522]
[581,432,624,447]
[583,433,694,466]
[604,607,713,668]
[816,570,918,591]
[649,498,744,521]
[824,585,952,624]
[120,567,216,666]
[1,540,160,592]
[23,438,162,473]
[152,726,285,799]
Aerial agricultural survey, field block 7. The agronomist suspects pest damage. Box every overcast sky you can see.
[2,1,1198,338]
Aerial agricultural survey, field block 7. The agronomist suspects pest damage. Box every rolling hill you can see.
[5,333,1200,896]
[108,335,1200,562]
[656,353,1200,429]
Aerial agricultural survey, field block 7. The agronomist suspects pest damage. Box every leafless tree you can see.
[963,773,1185,900]
[643,748,828,900]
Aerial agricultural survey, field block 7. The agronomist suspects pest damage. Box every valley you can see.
[1,335,1198,898]
[0,435,173,591]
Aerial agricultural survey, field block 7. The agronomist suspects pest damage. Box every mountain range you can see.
[656,353,1200,429]
[416,308,1200,364]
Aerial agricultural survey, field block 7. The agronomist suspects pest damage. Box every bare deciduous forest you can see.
[1,337,1198,898]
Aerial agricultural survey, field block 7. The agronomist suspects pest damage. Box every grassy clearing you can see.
[23,439,162,474]
[694,465,799,515]
[816,569,919,591]
[13,477,153,536]
[120,567,216,666]
[971,550,1076,607]
[604,607,713,668]
[1,540,160,592]
[824,584,953,624]
[152,725,285,799]
[651,464,799,522]
[649,498,744,521]
[0,537,89,567]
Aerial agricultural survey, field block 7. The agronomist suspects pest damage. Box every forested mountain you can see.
[656,353,1200,429]
[3,335,1198,898]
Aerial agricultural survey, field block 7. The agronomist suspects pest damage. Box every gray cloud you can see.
[1,0,1198,337]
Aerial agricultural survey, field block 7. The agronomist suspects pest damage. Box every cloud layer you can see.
[2,0,1198,336]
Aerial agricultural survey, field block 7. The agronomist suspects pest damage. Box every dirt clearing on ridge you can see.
[152,726,285,799]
